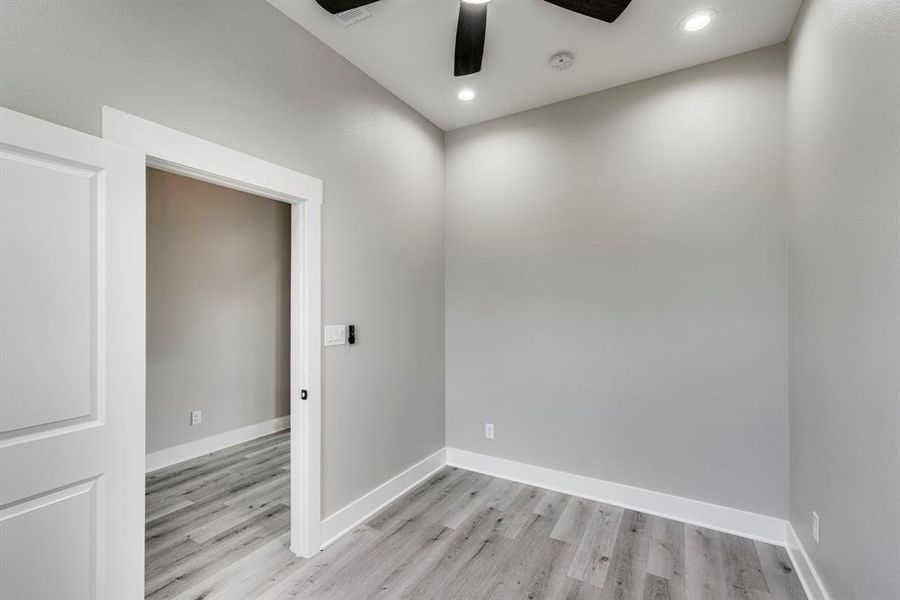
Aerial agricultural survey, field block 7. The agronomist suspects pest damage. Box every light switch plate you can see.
[324,325,347,347]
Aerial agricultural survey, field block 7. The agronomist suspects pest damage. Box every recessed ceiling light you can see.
[681,9,716,32]
[461,0,491,4]
[457,88,477,101]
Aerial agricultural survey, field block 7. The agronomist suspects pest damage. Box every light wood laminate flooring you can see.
[145,431,805,600]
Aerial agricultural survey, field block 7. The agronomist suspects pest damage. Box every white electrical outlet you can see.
[484,423,494,440]
[812,510,820,544]
[191,410,202,426]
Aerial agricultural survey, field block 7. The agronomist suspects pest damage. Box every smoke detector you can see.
[548,52,575,72]
[335,6,371,26]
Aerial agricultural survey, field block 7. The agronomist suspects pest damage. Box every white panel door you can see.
[0,107,145,599]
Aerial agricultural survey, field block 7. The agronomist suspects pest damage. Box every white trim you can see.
[320,448,447,548]
[101,108,321,205]
[102,107,323,558]
[446,447,788,546]
[786,524,832,600]
[290,198,322,558]
[145,416,290,473]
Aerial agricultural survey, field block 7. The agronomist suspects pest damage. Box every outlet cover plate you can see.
[812,510,820,544]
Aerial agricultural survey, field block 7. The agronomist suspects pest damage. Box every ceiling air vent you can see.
[335,6,371,26]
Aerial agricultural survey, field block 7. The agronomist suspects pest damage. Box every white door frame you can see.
[102,107,323,558]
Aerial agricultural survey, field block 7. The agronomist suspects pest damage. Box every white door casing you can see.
[0,108,145,598]
[102,107,323,558]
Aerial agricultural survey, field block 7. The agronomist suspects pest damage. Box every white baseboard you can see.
[786,524,832,600]
[446,447,788,546]
[146,415,290,472]
[319,448,447,548]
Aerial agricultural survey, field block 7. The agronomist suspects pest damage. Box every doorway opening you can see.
[143,168,293,595]
[102,107,323,571]
[145,167,292,464]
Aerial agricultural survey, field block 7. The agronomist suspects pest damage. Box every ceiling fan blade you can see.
[454,2,488,77]
[542,0,632,23]
[314,0,379,15]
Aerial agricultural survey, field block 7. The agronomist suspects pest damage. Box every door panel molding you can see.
[0,144,106,440]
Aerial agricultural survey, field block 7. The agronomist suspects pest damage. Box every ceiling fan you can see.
[313,0,633,77]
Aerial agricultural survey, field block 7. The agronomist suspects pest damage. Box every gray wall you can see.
[445,46,789,518]
[0,0,445,517]
[787,1,900,598]
[146,168,291,453]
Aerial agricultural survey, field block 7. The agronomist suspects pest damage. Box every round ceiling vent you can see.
[548,52,575,72]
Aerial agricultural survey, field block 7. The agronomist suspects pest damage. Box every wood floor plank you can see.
[552,496,595,545]
[643,573,671,600]
[721,533,770,597]
[146,504,290,600]
[755,542,806,600]
[145,451,287,511]
[364,466,467,531]
[294,518,453,600]
[146,453,248,496]
[421,513,515,600]
[146,431,288,492]
[391,507,505,599]
[481,477,525,512]
[146,434,806,600]
[223,470,289,507]
[186,498,287,545]
[534,489,570,517]
[647,517,685,600]
[146,497,194,522]
[497,484,544,539]
[437,471,494,529]
[685,525,731,600]
[242,437,290,460]
[568,502,625,587]
[255,525,380,600]
[554,577,606,600]
[145,536,203,583]
[182,461,289,506]
[147,499,231,546]
[146,498,236,555]
[487,492,574,600]
[170,531,295,600]
[598,509,652,600]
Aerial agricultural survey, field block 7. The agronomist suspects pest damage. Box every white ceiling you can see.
[268,0,801,131]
